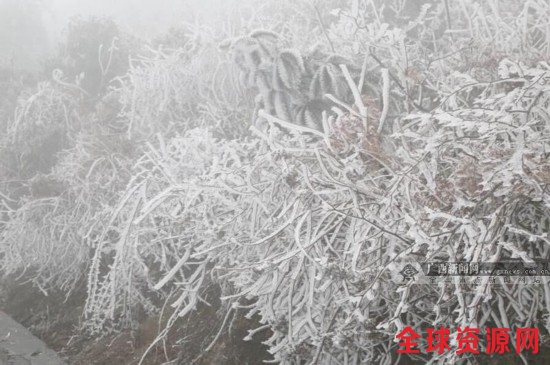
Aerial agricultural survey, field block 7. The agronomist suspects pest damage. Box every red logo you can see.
[394,326,539,355]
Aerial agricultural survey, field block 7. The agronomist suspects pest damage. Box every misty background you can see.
[2,0,550,364]
[0,0,264,71]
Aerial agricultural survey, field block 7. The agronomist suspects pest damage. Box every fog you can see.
[2,1,550,364]
[0,0,261,70]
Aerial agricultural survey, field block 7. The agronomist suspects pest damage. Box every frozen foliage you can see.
[3,1,550,364]
[83,57,550,364]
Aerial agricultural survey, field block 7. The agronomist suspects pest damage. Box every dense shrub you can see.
[3,1,550,364]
